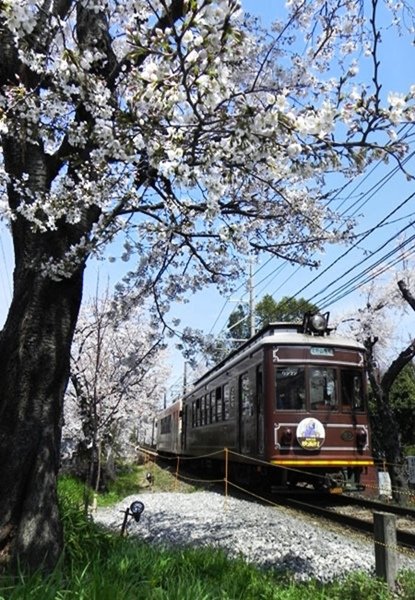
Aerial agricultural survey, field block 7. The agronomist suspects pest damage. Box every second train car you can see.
[157,313,374,492]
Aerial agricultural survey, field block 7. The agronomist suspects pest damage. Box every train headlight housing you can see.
[302,312,330,335]
[356,428,367,449]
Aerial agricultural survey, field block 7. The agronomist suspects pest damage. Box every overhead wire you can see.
[316,230,415,308]
[280,189,415,305]
[319,241,415,309]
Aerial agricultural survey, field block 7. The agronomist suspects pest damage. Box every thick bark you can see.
[0,251,85,570]
[366,332,415,505]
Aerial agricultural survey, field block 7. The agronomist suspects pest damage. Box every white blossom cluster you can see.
[62,292,170,463]
[0,0,414,314]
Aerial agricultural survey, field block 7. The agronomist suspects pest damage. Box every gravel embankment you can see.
[94,491,415,583]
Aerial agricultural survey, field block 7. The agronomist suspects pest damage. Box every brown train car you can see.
[158,313,374,492]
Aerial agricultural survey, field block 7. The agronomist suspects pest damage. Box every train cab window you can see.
[276,367,306,410]
[341,369,364,411]
[310,367,338,410]
[223,383,230,421]
[215,387,223,422]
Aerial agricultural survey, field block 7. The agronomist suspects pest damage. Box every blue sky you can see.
[0,0,414,398]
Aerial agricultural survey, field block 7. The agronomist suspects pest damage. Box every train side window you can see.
[192,401,196,428]
[205,394,211,425]
[341,369,364,411]
[216,387,223,422]
[275,367,306,410]
[196,398,201,427]
[240,373,252,416]
[223,383,230,421]
[310,367,338,410]
[210,391,216,423]
[201,397,205,426]
[230,386,235,409]
[160,415,171,434]
[257,365,263,416]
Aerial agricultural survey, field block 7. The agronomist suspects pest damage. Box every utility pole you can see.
[248,257,255,337]
[227,256,256,341]
[183,361,188,396]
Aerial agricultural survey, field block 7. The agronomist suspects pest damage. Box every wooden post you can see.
[174,456,180,490]
[373,511,397,590]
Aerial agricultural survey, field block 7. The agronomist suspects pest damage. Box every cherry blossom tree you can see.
[0,0,414,570]
[62,289,168,500]
[337,266,415,502]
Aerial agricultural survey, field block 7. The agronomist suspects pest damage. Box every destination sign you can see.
[310,347,334,356]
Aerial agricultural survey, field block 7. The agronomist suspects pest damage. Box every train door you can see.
[239,371,256,454]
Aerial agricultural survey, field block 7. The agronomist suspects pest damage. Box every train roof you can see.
[193,320,365,388]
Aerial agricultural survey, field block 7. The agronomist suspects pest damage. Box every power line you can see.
[317,232,415,308]
[284,190,415,303]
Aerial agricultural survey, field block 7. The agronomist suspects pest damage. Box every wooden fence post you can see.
[373,511,397,590]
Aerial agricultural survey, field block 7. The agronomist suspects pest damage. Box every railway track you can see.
[143,446,415,551]
[269,494,415,551]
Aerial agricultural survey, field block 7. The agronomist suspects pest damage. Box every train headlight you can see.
[310,314,328,332]
[302,312,330,335]
[281,427,293,446]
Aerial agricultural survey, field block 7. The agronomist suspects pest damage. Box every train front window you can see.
[310,367,338,410]
[341,369,364,411]
[275,367,306,410]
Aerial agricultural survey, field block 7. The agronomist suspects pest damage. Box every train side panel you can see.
[156,400,182,455]
[181,349,266,460]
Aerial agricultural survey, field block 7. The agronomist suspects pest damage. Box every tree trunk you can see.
[378,398,409,504]
[0,253,84,571]
[366,337,412,504]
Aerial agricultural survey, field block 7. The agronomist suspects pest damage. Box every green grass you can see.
[1,472,414,599]
[58,460,196,510]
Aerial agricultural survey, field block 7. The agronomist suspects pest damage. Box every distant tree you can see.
[225,294,319,345]
[227,303,251,342]
[255,295,319,328]
[338,272,415,503]
[63,291,169,502]
[389,363,415,453]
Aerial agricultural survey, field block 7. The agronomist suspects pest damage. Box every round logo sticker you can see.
[296,418,325,451]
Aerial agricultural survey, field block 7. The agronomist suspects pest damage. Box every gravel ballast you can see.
[94,490,415,583]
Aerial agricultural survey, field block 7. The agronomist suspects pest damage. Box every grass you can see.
[97,460,197,506]
[0,469,414,599]
[58,459,196,510]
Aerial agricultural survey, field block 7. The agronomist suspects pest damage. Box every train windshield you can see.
[276,367,306,410]
[275,366,365,412]
[310,367,337,410]
[341,369,364,411]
